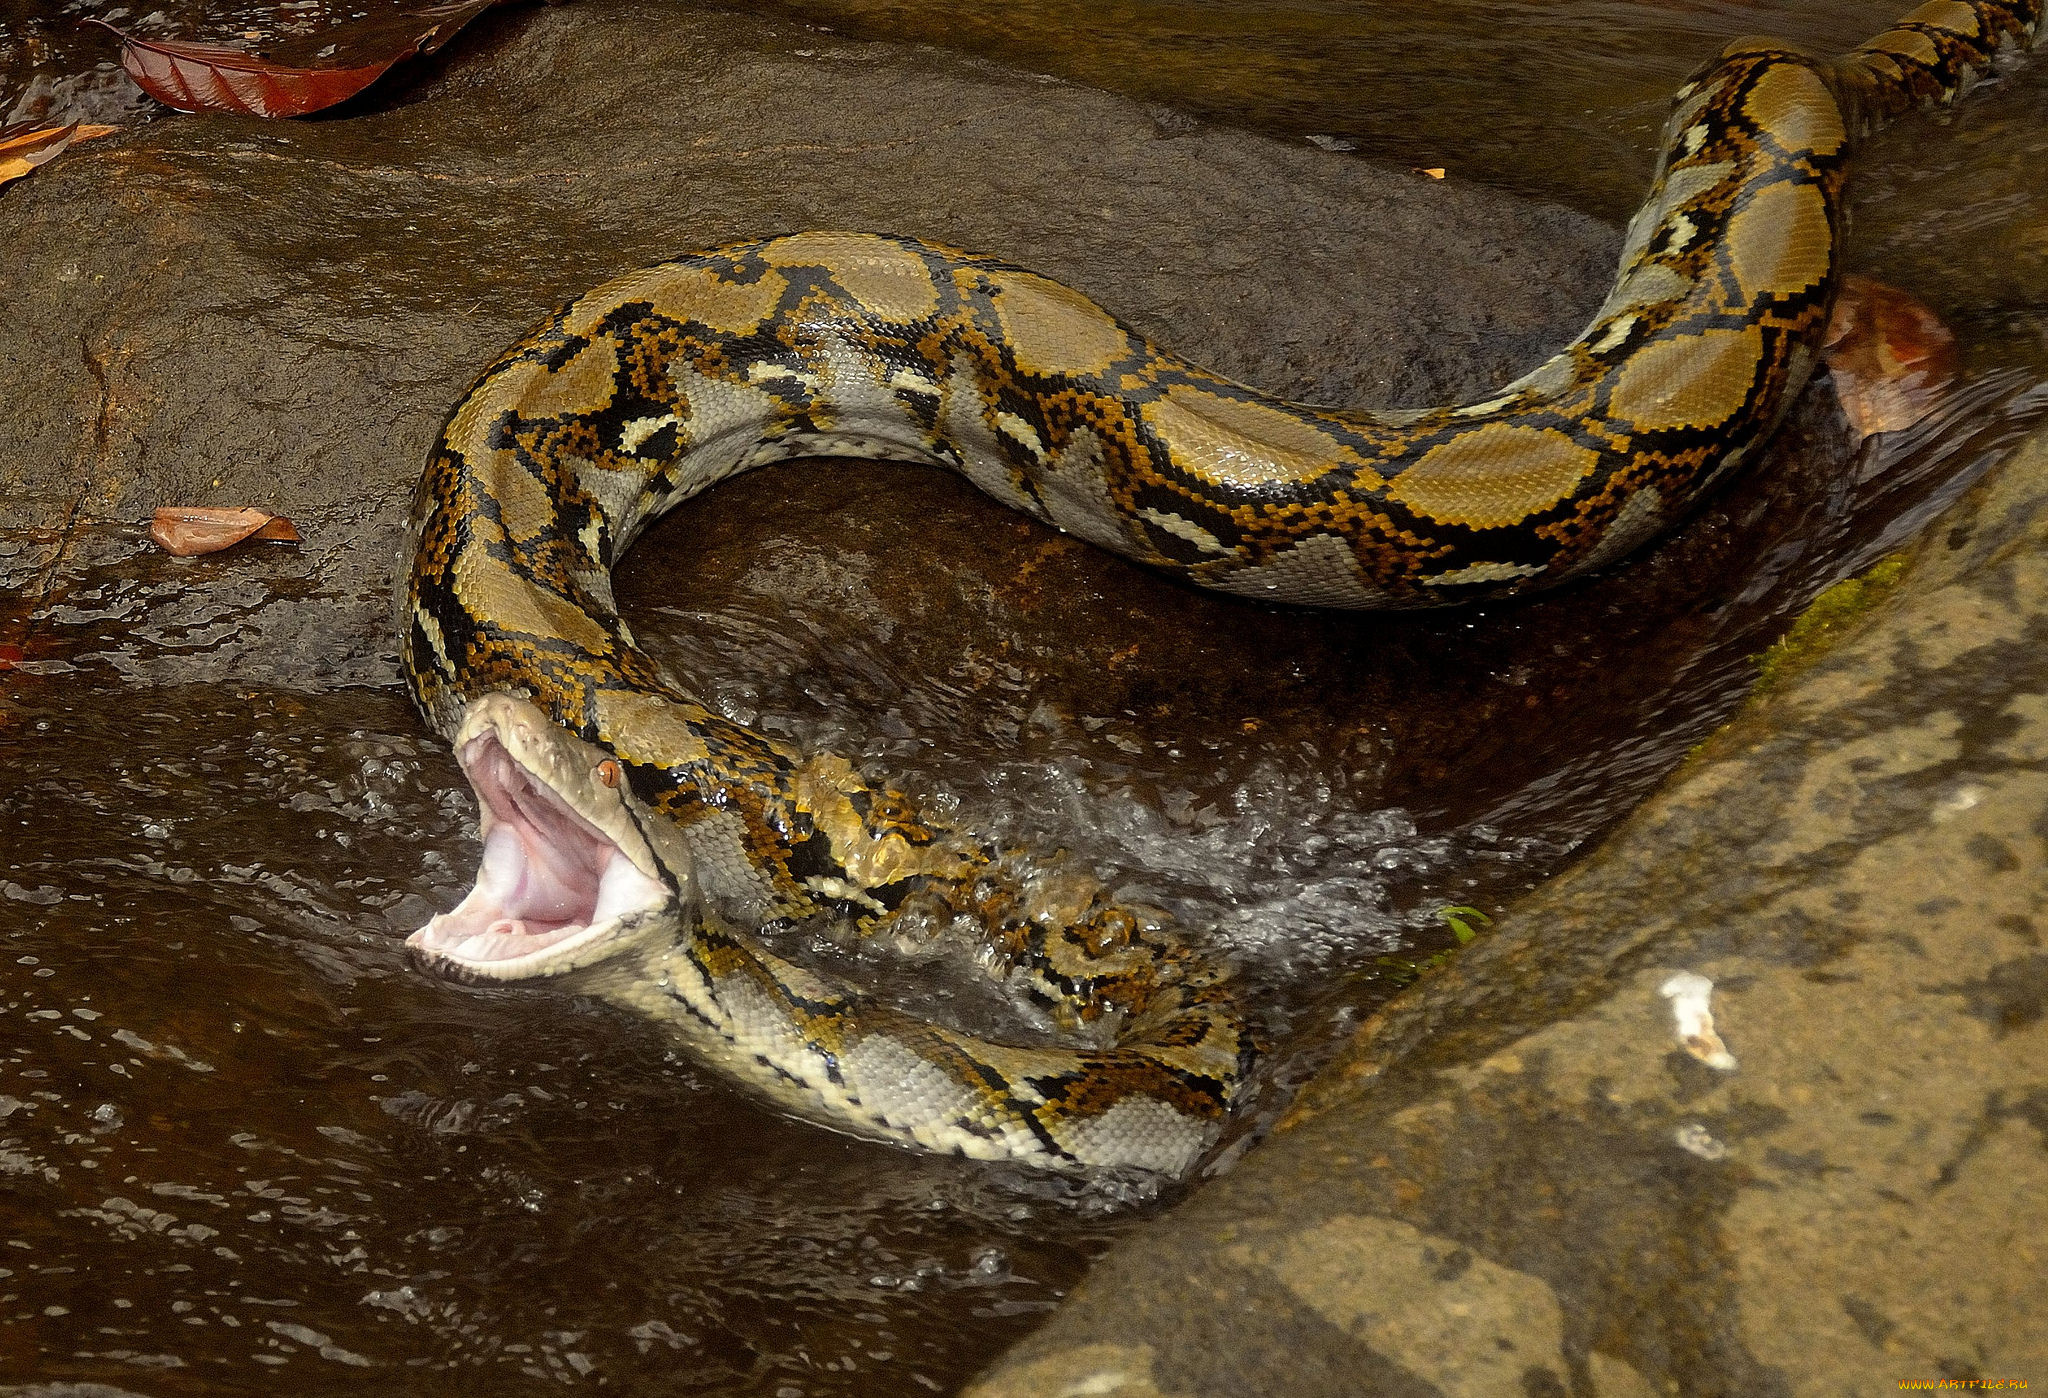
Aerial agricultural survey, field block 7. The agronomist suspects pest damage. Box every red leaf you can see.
[86,2,502,119]
[92,30,391,118]
[149,506,301,557]
[1822,274,1959,441]
[0,643,23,670]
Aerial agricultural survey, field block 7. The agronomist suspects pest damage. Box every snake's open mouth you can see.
[407,723,670,982]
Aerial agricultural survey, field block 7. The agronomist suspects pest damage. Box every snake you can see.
[399,0,2041,1176]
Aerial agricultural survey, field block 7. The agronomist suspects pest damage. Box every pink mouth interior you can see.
[408,733,668,966]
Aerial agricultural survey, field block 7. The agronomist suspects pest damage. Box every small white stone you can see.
[1674,1122,1728,1160]
[1933,783,1988,821]
[1660,971,1738,1070]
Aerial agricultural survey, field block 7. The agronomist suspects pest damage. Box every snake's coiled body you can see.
[402,1,2040,1174]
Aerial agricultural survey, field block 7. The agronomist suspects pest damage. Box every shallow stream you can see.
[3,1,2046,1393]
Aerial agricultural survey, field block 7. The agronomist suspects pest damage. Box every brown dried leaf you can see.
[250,515,303,543]
[87,1,502,119]
[149,506,300,557]
[1822,273,1959,441]
[0,121,118,189]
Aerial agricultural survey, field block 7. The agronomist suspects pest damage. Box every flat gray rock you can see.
[965,422,2048,1394]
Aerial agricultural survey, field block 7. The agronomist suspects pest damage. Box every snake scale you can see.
[402,0,2041,1175]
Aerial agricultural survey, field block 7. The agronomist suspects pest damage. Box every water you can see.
[5,0,2047,1392]
[0,675,1141,1393]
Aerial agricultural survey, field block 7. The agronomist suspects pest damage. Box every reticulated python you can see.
[402,1,2041,1175]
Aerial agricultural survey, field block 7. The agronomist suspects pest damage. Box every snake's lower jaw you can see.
[406,901,679,985]
[407,696,679,984]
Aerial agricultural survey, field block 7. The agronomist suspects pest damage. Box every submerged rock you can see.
[965,422,2048,1393]
[0,0,1610,689]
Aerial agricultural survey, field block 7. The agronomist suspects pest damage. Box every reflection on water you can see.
[5,0,2048,1392]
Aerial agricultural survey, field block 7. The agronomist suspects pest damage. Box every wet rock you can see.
[965,423,2048,1394]
[0,0,1612,691]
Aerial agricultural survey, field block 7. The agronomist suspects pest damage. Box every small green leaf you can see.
[1437,904,1492,944]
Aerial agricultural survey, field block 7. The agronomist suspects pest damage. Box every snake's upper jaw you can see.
[407,693,680,984]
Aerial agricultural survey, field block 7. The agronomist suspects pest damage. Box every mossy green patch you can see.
[1752,552,1909,694]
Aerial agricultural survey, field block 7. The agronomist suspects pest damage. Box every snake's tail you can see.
[944,861,1261,1081]
[1829,0,2042,135]
[942,862,1174,1017]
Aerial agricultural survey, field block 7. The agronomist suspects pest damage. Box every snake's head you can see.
[407,693,686,984]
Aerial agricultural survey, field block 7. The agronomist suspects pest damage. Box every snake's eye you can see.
[595,759,621,788]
